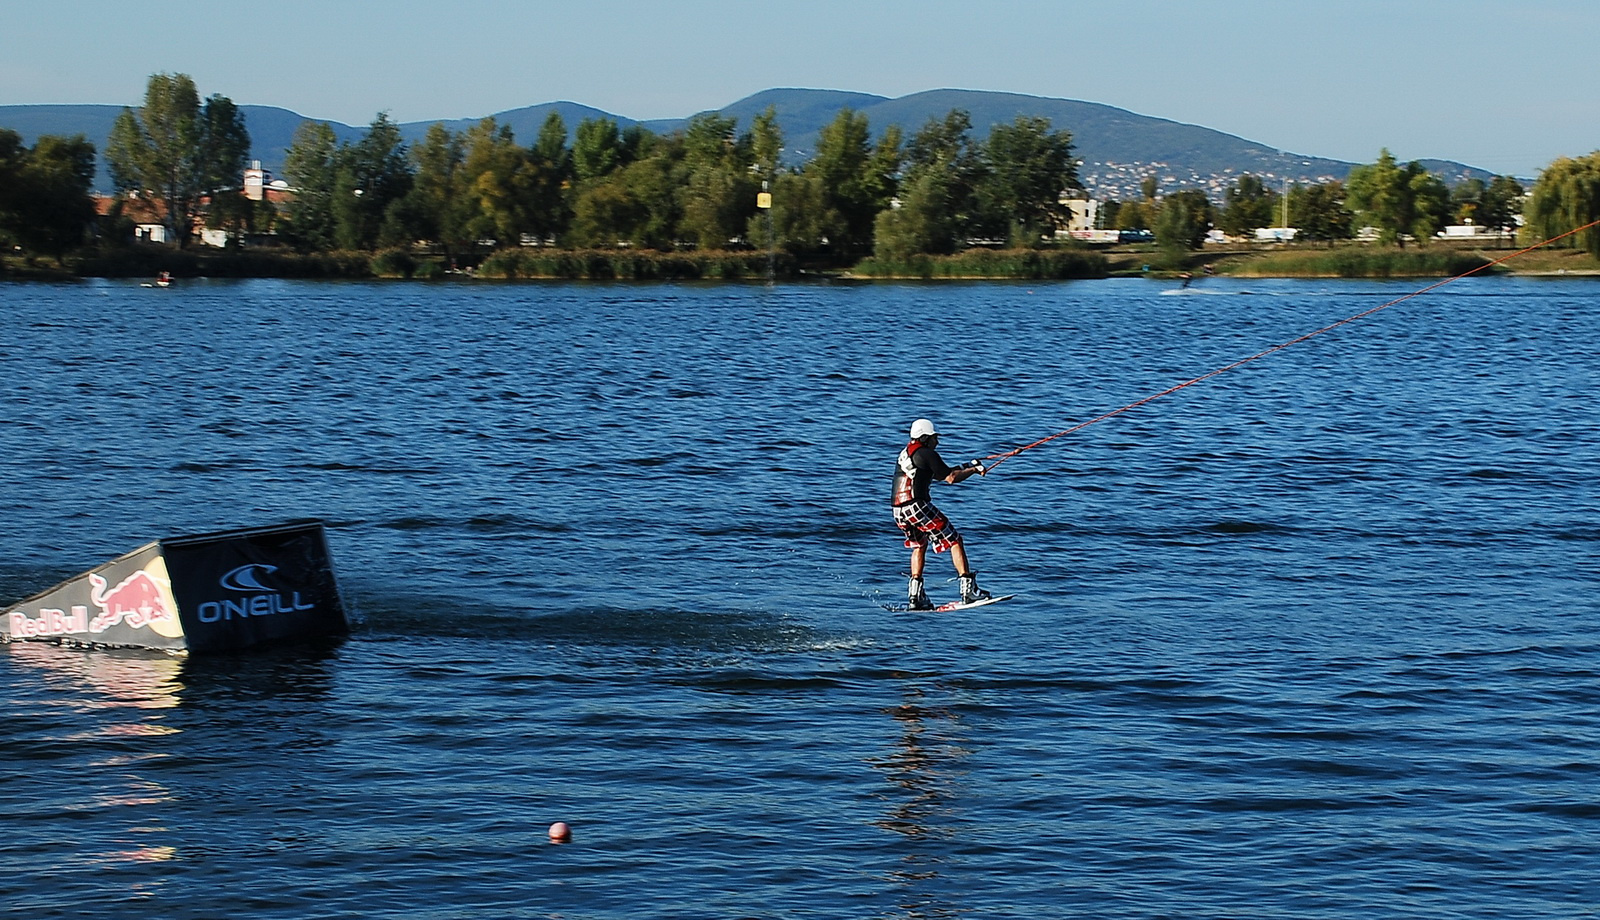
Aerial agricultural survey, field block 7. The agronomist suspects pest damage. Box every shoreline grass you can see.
[476,249,793,280]
[853,248,1108,280]
[7,240,1597,282]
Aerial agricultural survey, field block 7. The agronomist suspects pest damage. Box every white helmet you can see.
[909,418,938,440]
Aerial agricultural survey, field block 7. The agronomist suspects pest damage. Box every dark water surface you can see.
[2,276,1597,919]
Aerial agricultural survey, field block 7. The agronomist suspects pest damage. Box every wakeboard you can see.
[887,594,1017,612]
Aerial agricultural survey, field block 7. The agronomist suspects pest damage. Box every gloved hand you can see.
[967,460,986,476]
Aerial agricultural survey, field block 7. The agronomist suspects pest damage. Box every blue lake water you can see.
[2,275,1597,919]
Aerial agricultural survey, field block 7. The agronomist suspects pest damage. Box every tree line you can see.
[1104,151,1528,252]
[5,71,1600,268]
[268,102,1079,265]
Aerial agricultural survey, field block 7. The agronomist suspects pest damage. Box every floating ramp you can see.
[3,520,347,653]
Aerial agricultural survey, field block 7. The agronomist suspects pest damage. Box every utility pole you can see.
[757,180,774,284]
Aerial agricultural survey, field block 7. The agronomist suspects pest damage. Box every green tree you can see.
[1478,175,1525,236]
[973,115,1077,245]
[1153,189,1213,253]
[569,153,680,250]
[527,111,574,243]
[898,109,985,249]
[198,94,250,198]
[747,106,783,183]
[1287,180,1353,245]
[1113,177,1162,232]
[678,112,758,250]
[1407,169,1451,242]
[1451,177,1486,224]
[1114,199,1151,231]
[1525,152,1600,258]
[766,172,829,254]
[407,122,471,254]
[804,108,897,259]
[617,154,680,249]
[460,118,537,247]
[572,118,623,182]
[1218,174,1277,238]
[743,106,784,252]
[874,166,959,261]
[619,125,654,169]
[280,121,340,250]
[1346,149,1450,246]
[105,73,251,247]
[1098,200,1121,230]
[331,113,413,250]
[863,124,903,215]
[0,131,97,262]
[0,130,24,248]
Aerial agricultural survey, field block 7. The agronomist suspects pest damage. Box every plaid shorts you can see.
[894,500,962,553]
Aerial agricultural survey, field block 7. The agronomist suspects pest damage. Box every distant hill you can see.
[0,89,1496,198]
[0,103,364,191]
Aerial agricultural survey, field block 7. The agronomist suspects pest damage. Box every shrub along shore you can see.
[5,241,1597,282]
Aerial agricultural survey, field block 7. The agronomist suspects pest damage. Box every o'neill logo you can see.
[196,563,315,624]
[220,564,279,592]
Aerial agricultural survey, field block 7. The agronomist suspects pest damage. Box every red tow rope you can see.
[983,218,1600,473]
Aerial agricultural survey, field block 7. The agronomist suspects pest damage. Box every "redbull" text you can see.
[9,606,89,638]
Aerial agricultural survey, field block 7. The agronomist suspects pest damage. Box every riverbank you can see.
[5,240,1598,282]
[1116,242,1600,279]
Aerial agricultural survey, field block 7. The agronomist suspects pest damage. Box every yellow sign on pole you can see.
[756,192,773,210]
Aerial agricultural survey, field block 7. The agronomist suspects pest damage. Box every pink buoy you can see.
[548,821,571,842]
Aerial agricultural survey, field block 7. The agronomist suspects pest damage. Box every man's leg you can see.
[949,540,971,576]
[950,540,989,602]
[907,544,931,609]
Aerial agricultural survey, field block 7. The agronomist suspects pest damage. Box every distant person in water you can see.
[891,418,990,609]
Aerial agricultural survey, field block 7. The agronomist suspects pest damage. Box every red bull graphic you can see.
[4,551,182,647]
[87,568,176,633]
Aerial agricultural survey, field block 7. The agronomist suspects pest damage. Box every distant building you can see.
[92,162,294,247]
[243,161,267,201]
[1437,221,1511,240]
[241,160,295,206]
[1062,195,1099,232]
[94,192,170,243]
[1254,227,1298,242]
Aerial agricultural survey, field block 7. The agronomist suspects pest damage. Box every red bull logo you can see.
[8,606,89,639]
[87,569,175,633]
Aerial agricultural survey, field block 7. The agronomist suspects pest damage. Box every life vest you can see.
[891,440,923,506]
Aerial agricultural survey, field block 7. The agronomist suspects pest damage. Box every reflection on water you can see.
[166,639,343,708]
[2,639,344,881]
[5,642,184,711]
[870,677,973,919]
[4,637,345,711]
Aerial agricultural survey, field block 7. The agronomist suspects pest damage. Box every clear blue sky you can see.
[4,0,1592,177]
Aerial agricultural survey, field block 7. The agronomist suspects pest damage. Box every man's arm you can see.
[943,460,985,484]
